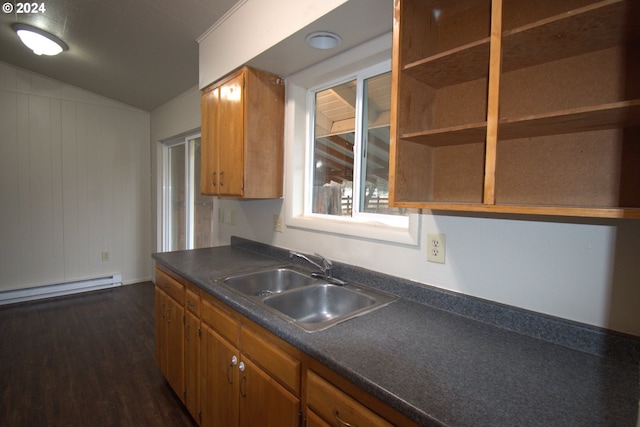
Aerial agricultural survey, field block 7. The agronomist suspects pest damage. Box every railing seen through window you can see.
[311,70,407,218]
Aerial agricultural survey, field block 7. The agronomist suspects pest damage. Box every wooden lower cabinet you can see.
[239,356,300,426]
[304,359,419,427]
[200,322,239,426]
[306,370,393,427]
[155,268,185,403]
[184,287,201,421]
[199,295,301,427]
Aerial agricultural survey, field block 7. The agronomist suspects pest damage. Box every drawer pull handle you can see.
[187,301,196,309]
[239,361,246,397]
[333,410,357,427]
[219,171,224,187]
[212,172,216,186]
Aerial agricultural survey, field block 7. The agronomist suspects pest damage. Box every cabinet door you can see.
[184,309,200,420]
[218,72,245,197]
[239,357,299,427]
[166,296,185,402]
[201,86,220,195]
[201,324,239,427]
[154,287,167,374]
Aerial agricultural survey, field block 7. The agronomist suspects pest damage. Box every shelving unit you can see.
[389,0,640,218]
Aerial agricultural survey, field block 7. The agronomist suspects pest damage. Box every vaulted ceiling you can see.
[0,0,238,111]
[0,0,393,112]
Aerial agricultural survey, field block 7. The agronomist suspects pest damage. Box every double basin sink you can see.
[221,267,397,332]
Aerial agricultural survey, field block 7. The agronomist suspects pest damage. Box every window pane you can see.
[312,79,357,216]
[361,72,407,216]
[168,145,186,251]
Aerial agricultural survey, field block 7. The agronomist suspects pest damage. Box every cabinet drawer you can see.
[156,269,184,305]
[201,297,239,345]
[185,288,200,315]
[307,370,393,427]
[241,325,300,395]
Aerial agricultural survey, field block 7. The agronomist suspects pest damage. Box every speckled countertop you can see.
[152,238,640,427]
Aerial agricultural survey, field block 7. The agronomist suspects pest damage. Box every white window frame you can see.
[285,33,420,246]
[162,132,202,251]
[305,61,406,227]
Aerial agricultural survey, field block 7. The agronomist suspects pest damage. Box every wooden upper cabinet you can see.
[389,0,640,218]
[201,66,285,198]
[201,86,219,195]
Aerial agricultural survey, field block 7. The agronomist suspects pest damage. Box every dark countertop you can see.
[152,242,640,427]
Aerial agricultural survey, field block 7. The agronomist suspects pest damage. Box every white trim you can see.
[197,0,249,42]
[161,133,202,251]
[0,275,122,306]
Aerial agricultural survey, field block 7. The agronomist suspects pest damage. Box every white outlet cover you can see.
[427,233,446,264]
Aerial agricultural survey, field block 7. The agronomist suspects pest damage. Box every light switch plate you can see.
[273,215,283,232]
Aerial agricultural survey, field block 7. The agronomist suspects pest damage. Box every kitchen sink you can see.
[222,267,319,296]
[221,267,397,332]
[263,283,373,322]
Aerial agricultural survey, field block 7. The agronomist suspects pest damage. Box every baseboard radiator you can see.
[0,275,122,306]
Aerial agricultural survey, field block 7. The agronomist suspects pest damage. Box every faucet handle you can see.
[314,253,331,268]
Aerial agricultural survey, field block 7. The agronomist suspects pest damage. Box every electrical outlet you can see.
[273,215,283,232]
[218,208,225,223]
[101,251,110,262]
[228,210,236,225]
[427,233,446,264]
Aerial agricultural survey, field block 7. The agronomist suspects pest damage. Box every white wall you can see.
[0,60,151,291]
[198,0,348,88]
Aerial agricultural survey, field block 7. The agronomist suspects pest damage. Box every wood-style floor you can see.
[0,282,196,427]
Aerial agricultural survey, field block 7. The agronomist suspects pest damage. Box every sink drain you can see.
[257,290,274,297]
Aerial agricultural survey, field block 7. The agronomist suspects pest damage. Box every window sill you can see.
[286,213,420,246]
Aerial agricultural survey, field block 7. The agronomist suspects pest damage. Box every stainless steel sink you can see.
[221,267,397,332]
[222,267,318,296]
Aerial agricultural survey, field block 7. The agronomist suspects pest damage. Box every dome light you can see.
[305,31,342,50]
[12,23,68,56]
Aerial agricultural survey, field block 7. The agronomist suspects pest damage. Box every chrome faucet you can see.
[289,251,346,285]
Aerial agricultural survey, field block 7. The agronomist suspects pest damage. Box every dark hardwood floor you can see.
[0,282,196,427]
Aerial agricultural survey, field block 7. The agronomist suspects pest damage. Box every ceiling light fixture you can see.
[305,31,342,50]
[11,23,68,56]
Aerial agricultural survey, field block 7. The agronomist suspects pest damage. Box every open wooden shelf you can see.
[390,0,640,219]
[401,122,487,147]
[403,38,490,89]
[502,0,638,73]
[499,100,640,140]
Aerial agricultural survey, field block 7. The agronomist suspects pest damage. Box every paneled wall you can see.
[0,61,151,291]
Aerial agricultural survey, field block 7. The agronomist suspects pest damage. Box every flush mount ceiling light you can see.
[305,31,342,50]
[11,23,68,56]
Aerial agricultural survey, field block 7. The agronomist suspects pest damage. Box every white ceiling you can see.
[0,0,392,111]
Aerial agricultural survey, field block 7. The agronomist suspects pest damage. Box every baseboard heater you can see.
[0,274,122,306]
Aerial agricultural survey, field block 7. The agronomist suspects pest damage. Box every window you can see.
[308,64,407,225]
[163,134,214,251]
[286,35,419,245]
